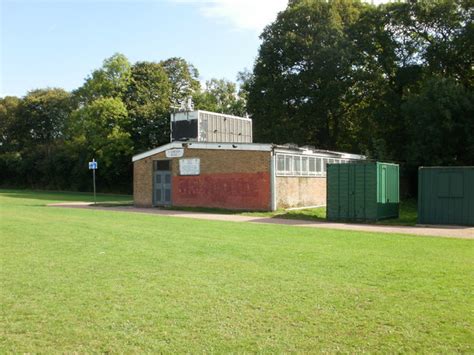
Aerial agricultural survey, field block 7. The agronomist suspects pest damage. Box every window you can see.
[293,156,301,174]
[155,160,171,171]
[309,158,316,175]
[301,157,308,175]
[276,153,344,177]
[285,155,292,174]
[316,158,322,173]
[277,155,285,172]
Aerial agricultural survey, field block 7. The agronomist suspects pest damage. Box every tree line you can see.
[0,56,246,192]
[1,0,473,194]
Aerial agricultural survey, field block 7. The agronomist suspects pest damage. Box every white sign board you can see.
[165,148,184,158]
[179,158,200,176]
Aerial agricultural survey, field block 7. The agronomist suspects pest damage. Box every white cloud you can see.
[169,0,391,32]
[170,0,288,32]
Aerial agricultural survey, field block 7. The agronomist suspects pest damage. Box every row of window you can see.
[276,154,349,176]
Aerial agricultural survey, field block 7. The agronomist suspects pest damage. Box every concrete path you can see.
[48,203,474,240]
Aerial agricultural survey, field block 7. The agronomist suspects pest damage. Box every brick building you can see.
[133,110,364,211]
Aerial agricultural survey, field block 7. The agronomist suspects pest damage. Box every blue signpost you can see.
[88,159,98,205]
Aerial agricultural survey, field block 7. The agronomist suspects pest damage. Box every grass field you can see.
[1,190,473,352]
[168,199,418,225]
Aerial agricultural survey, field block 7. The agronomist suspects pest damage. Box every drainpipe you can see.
[270,148,277,211]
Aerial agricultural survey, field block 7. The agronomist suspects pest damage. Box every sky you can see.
[1,0,388,98]
[0,0,288,97]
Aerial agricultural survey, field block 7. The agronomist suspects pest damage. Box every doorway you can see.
[153,160,172,206]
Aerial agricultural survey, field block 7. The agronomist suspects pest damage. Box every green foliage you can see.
[0,96,21,153]
[0,89,73,189]
[248,0,365,148]
[194,78,247,116]
[1,190,473,352]
[75,53,132,102]
[69,98,133,190]
[161,57,200,107]
[403,77,474,166]
[2,1,472,193]
[247,0,474,166]
[125,61,171,152]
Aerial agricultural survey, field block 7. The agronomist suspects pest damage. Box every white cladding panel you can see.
[198,111,253,143]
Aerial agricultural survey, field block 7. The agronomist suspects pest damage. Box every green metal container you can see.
[418,167,474,226]
[327,162,399,222]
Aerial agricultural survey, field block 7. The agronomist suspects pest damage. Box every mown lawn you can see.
[0,190,472,352]
[169,199,419,226]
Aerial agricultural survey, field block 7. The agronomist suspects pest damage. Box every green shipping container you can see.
[327,162,399,222]
[418,167,474,226]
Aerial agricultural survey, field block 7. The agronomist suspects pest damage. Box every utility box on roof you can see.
[327,162,399,222]
[418,167,474,226]
[171,110,253,143]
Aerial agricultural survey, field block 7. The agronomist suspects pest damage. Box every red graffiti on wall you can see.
[172,172,271,210]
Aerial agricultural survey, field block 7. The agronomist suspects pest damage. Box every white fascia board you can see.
[274,148,366,160]
[132,142,182,162]
[187,142,272,151]
[132,142,273,162]
[339,152,367,160]
[273,148,337,157]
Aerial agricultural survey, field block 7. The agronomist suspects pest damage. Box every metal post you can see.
[92,159,96,205]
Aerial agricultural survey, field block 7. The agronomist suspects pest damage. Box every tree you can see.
[0,96,21,153]
[403,77,474,166]
[161,57,200,108]
[194,78,247,116]
[75,53,132,102]
[125,61,171,152]
[69,98,133,190]
[15,88,72,147]
[247,0,365,148]
[0,89,74,188]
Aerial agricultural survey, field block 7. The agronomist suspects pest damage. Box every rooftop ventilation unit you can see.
[171,110,253,143]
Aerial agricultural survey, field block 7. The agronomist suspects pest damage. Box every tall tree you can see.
[403,77,474,166]
[69,97,133,190]
[0,96,21,153]
[161,57,200,108]
[125,61,171,152]
[75,53,132,103]
[247,0,365,149]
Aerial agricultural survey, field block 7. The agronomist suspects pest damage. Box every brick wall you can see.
[276,176,326,209]
[133,146,272,210]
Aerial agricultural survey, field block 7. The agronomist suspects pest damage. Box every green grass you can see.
[168,199,418,226]
[1,190,473,352]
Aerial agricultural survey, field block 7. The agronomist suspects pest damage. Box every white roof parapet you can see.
[132,141,365,162]
[132,142,273,162]
[274,145,366,160]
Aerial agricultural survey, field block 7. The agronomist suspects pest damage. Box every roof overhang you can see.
[132,142,273,162]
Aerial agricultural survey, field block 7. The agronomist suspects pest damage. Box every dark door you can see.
[153,160,172,206]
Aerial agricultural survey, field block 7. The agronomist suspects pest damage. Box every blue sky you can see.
[0,0,288,97]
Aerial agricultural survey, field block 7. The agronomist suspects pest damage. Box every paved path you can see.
[48,203,474,240]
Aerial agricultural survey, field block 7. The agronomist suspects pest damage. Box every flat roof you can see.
[132,141,366,162]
